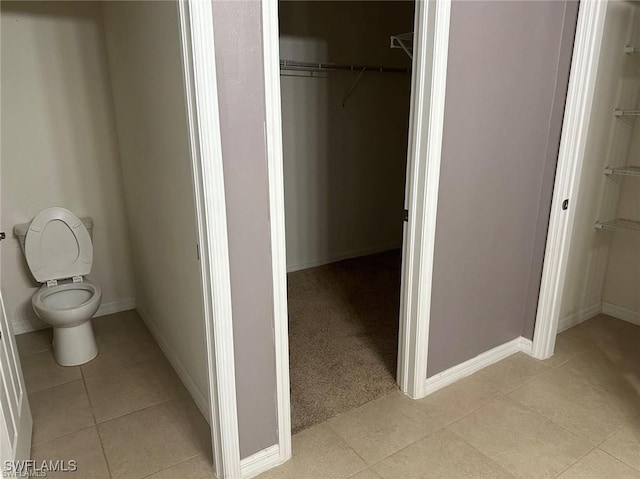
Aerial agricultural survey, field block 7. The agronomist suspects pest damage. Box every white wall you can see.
[101,1,209,411]
[603,54,640,317]
[561,1,640,323]
[279,1,414,271]
[0,2,136,334]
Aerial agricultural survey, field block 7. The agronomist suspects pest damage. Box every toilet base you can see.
[52,321,98,366]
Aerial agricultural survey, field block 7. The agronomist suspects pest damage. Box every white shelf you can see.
[595,219,640,233]
[624,45,640,54]
[605,166,640,177]
[614,109,640,117]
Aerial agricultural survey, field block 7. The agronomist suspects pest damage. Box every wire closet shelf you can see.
[279,59,410,74]
[604,166,640,177]
[594,219,640,233]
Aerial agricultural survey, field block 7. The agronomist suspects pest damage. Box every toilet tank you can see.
[13,216,94,255]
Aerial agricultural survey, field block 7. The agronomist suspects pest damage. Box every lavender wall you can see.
[427,1,578,376]
[212,1,278,459]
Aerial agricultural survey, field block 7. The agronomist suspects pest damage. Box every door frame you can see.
[262,0,453,451]
[531,0,608,359]
[181,0,453,476]
[178,1,241,478]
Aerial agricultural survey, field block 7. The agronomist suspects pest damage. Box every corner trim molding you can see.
[261,0,293,465]
[602,302,640,326]
[557,303,602,333]
[423,336,533,396]
[178,1,241,477]
[397,0,452,400]
[240,444,282,479]
[531,0,608,360]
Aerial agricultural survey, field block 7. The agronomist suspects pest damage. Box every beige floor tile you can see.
[597,334,640,369]
[555,349,640,417]
[31,427,109,479]
[448,397,592,479]
[328,391,444,465]
[15,328,52,357]
[475,353,550,393]
[98,398,211,479]
[557,449,640,479]
[562,314,629,347]
[30,379,95,445]
[85,357,187,422]
[348,469,382,479]
[257,423,366,479]
[374,428,513,479]
[21,350,82,393]
[508,368,634,444]
[542,334,591,368]
[145,454,215,479]
[600,420,640,471]
[91,309,149,338]
[414,373,500,425]
[80,325,164,378]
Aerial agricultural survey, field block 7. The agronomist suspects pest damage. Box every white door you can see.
[0,150,32,463]
[0,290,32,462]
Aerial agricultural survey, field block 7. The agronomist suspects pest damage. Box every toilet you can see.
[14,207,101,366]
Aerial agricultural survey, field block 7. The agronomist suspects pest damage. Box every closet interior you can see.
[557,1,639,366]
[279,1,415,433]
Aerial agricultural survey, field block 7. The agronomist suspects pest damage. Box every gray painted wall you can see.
[427,1,578,377]
[212,1,279,460]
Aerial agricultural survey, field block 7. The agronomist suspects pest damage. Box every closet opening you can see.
[535,0,639,410]
[278,1,416,433]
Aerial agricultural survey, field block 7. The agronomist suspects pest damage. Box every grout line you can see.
[81,374,113,479]
[551,444,599,478]
[139,453,204,479]
[30,424,95,449]
[597,445,640,473]
[444,427,519,478]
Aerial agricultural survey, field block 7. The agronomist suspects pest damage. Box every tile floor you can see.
[16,310,215,479]
[17,313,640,479]
[258,314,640,478]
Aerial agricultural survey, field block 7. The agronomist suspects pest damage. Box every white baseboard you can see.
[240,444,282,479]
[12,297,137,335]
[286,244,401,273]
[95,297,136,318]
[423,336,530,396]
[135,305,211,424]
[519,337,533,355]
[557,303,602,333]
[602,302,640,326]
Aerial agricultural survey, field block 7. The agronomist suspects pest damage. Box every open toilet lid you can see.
[24,207,93,283]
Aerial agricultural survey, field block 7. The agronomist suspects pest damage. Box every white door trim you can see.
[260,0,292,466]
[531,0,608,359]
[255,0,452,473]
[397,0,452,398]
[178,1,241,477]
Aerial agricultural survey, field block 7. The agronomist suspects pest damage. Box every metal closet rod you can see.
[280,59,410,74]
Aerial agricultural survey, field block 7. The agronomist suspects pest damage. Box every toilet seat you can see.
[24,207,93,284]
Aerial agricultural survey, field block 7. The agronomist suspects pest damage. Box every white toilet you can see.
[14,207,101,366]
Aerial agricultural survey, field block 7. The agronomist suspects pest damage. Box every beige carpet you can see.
[288,250,401,434]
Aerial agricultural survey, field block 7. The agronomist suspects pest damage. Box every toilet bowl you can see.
[32,280,101,366]
[14,207,102,366]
